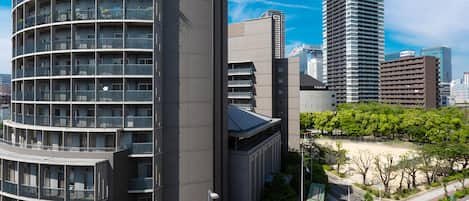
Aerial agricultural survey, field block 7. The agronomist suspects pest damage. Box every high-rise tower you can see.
[323,0,384,103]
[7,0,227,201]
[261,10,285,59]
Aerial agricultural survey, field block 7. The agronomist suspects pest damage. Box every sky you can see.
[0,0,467,79]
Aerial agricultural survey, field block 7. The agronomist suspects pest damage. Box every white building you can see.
[300,75,336,112]
[450,78,469,107]
[290,45,323,82]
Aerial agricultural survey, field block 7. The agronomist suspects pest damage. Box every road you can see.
[407,179,469,201]
[326,173,363,201]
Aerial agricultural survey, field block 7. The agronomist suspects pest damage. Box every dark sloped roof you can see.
[300,74,327,90]
[228,105,281,138]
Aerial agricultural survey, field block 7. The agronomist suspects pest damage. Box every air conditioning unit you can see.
[77,120,87,127]
[127,119,134,128]
[77,95,87,101]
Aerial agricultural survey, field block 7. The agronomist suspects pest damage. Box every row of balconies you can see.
[13,89,152,102]
[14,114,152,128]
[14,0,152,33]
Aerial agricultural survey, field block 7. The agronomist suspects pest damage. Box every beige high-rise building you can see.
[228,14,300,156]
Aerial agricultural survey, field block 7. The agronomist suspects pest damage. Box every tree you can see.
[399,153,420,188]
[418,144,443,185]
[335,141,347,174]
[352,150,373,185]
[374,154,398,193]
[300,113,314,132]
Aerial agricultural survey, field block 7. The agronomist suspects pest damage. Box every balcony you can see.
[24,69,34,77]
[74,64,95,75]
[20,184,39,198]
[98,64,122,75]
[75,39,95,49]
[98,90,123,101]
[24,114,34,124]
[37,13,52,25]
[125,90,152,101]
[228,80,254,87]
[228,92,253,99]
[25,16,35,28]
[130,143,152,155]
[37,41,51,52]
[98,38,123,49]
[24,91,34,101]
[128,177,152,191]
[97,116,122,128]
[25,44,34,54]
[73,116,95,128]
[3,180,18,195]
[73,90,95,101]
[53,65,70,76]
[228,68,254,75]
[53,90,70,101]
[54,39,71,50]
[126,8,152,20]
[37,91,51,101]
[69,189,94,201]
[15,69,23,78]
[36,115,50,126]
[16,91,23,100]
[125,64,152,75]
[16,46,23,56]
[126,38,152,49]
[15,114,23,123]
[17,20,24,31]
[53,116,70,127]
[41,187,64,201]
[54,10,71,22]
[125,116,152,128]
[75,9,95,20]
[99,8,123,19]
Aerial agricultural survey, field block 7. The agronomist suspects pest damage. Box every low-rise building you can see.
[300,75,336,112]
[380,56,439,109]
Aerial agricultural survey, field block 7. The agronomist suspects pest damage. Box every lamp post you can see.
[208,190,220,201]
[301,144,304,201]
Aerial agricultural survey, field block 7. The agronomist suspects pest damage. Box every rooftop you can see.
[300,74,327,90]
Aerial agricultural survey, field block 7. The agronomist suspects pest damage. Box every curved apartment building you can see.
[6,0,228,201]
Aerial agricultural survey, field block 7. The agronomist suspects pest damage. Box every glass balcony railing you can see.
[73,90,95,101]
[53,90,70,101]
[75,39,95,49]
[17,46,23,56]
[125,116,152,128]
[130,142,152,154]
[73,116,95,128]
[24,91,34,101]
[20,184,39,198]
[125,90,152,101]
[98,8,123,19]
[37,66,50,76]
[24,69,34,77]
[228,68,254,75]
[75,9,95,20]
[97,64,123,75]
[53,116,70,127]
[15,70,23,78]
[97,116,122,128]
[74,64,95,75]
[37,13,51,25]
[126,38,152,49]
[228,92,253,98]
[53,65,70,76]
[54,39,71,50]
[126,8,153,20]
[36,115,50,126]
[16,91,23,100]
[17,20,24,31]
[36,90,50,101]
[98,38,123,49]
[24,114,34,124]
[25,16,35,28]
[69,189,94,201]
[37,41,51,52]
[98,90,123,101]
[228,80,254,86]
[54,10,71,22]
[4,180,18,195]
[128,177,152,191]
[25,45,34,54]
[41,187,65,201]
[125,64,152,75]
[15,114,23,123]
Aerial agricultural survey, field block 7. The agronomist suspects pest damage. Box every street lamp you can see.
[208,190,220,201]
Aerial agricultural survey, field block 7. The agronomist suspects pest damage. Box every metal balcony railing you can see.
[74,64,95,75]
[228,92,253,98]
[98,90,123,101]
[97,116,122,128]
[41,187,64,201]
[98,8,123,19]
[228,68,254,75]
[125,64,152,75]
[126,8,153,20]
[73,90,95,101]
[126,38,152,49]
[125,90,152,101]
[75,9,95,20]
[228,80,253,87]
[130,142,153,154]
[128,177,153,191]
[69,189,94,201]
[97,64,123,75]
[125,116,152,128]
[20,184,39,198]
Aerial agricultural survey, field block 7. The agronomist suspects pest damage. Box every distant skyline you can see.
[0,1,467,79]
[229,0,469,80]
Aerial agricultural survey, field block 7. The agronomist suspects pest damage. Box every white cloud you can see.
[0,7,11,74]
[386,0,469,78]
[228,0,317,22]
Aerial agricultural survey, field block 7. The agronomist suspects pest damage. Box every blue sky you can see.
[0,1,467,79]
